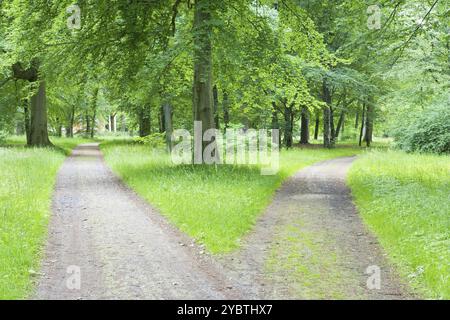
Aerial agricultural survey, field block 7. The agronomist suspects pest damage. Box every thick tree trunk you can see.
[138,107,152,137]
[193,0,215,155]
[283,105,293,148]
[314,110,320,140]
[300,106,310,144]
[29,81,51,146]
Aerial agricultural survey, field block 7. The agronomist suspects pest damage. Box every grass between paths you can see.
[0,136,92,299]
[348,150,450,299]
[101,141,362,254]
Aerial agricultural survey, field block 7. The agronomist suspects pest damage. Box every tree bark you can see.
[364,98,374,147]
[90,88,99,138]
[213,84,220,129]
[283,104,293,148]
[163,103,173,152]
[335,111,346,139]
[322,79,333,148]
[138,107,152,137]
[359,104,366,147]
[300,106,309,144]
[223,90,230,131]
[12,61,51,147]
[29,81,51,146]
[314,110,320,140]
[193,0,215,155]
[23,101,31,145]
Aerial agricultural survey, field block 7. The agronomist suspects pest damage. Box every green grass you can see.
[0,136,92,299]
[348,150,450,299]
[102,141,362,253]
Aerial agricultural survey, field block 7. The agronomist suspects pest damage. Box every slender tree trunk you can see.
[90,88,99,138]
[272,106,281,146]
[223,90,230,131]
[29,81,51,146]
[23,101,31,145]
[193,0,215,155]
[364,98,374,147]
[66,105,75,138]
[163,103,173,152]
[300,106,309,144]
[355,111,359,129]
[322,79,333,148]
[213,85,220,129]
[335,111,345,139]
[314,110,320,140]
[359,104,366,147]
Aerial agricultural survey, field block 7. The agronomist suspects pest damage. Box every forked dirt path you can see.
[35,143,240,299]
[219,157,412,299]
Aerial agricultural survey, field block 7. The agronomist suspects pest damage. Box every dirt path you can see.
[35,143,240,300]
[220,157,412,299]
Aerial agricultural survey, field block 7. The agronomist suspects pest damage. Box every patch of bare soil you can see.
[34,143,241,300]
[219,157,413,299]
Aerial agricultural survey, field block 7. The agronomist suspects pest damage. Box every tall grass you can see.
[348,150,450,299]
[0,137,91,299]
[102,142,361,253]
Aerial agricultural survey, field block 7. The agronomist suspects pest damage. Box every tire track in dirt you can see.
[219,157,413,299]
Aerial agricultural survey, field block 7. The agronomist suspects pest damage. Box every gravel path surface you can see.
[34,143,240,300]
[220,157,412,299]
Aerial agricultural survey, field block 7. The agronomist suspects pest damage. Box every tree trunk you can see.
[283,105,293,148]
[193,0,215,155]
[272,106,281,146]
[66,105,75,138]
[322,79,333,148]
[138,107,151,137]
[335,111,346,139]
[300,106,309,144]
[90,88,99,138]
[355,111,359,129]
[213,85,220,129]
[23,101,31,145]
[364,98,374,147]
[163,103,173,152]
[223,90,230,131]
[28,81,51,146]
[314,110,320,140]
[359,104,366,147]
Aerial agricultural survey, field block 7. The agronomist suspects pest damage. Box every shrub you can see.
[393,104,450,154]
[134,133,167,149]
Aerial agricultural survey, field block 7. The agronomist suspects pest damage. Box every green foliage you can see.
[133,133,166,149]
[348,151,450,299]
[393,104,450,154]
